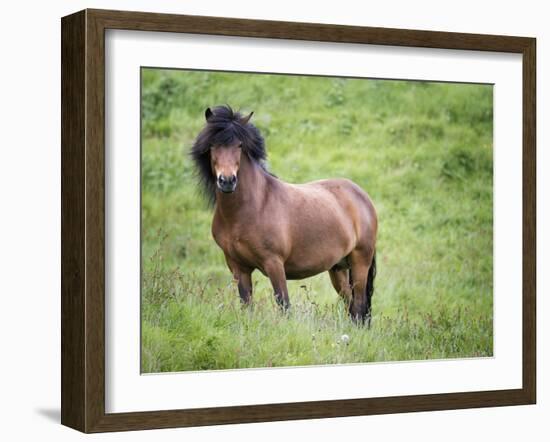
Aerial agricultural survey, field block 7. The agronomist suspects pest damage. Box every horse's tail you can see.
[366,252,376,326]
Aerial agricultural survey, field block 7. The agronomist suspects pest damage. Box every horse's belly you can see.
[283,218,354,279]
[285,267,327,280]
[283,248,347,280]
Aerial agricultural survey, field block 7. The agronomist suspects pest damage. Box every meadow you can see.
[141,68,493,373]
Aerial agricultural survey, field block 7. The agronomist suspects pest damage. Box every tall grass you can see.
[141,69,493,373]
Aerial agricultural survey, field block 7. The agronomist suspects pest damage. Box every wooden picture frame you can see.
[61,8,536,433]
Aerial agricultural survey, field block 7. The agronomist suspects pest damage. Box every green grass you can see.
[141,68,493,373]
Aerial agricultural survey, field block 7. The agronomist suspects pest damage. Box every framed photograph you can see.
[61,9,536,433]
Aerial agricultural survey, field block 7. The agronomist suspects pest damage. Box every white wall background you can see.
[0,0,546,440]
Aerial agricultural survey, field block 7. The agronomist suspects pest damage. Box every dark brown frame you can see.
[61,8,536,433]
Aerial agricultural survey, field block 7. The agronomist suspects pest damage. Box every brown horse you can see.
[191,106,377,324]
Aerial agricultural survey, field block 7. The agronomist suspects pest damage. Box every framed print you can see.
[61,9,536,433]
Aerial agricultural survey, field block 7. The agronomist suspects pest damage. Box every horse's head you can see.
[206,105,251,193]
[204,107,254,194]
[191,105,266,203]
[210,140,241,193]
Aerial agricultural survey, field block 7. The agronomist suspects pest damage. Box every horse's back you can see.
[304,178,375,214]
[305,178,377,248]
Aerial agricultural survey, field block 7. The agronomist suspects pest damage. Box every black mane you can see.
[190,105,269,205]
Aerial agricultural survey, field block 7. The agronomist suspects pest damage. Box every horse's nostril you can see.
[218,175,236,187]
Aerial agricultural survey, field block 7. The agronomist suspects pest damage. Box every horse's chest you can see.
[212,226,259,264]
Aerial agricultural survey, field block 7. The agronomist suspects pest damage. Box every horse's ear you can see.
[205,108,213,121]
[240,111,254,125]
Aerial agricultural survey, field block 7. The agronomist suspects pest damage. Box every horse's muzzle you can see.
[217,174,238,193]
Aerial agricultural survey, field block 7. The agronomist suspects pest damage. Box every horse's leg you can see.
[224,254,253,305]
[328,269,352,305]
[237,272,253,305]
[263,260,290,310]
[349,250,372,325]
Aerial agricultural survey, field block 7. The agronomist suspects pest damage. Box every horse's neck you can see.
[214,157,267,222]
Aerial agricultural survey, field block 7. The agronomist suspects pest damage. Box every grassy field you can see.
[141,68,493,373]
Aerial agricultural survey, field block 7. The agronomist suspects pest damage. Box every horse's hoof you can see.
[349,313,371,328]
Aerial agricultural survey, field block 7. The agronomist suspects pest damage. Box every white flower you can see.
[340,334,350,344]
